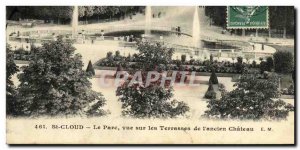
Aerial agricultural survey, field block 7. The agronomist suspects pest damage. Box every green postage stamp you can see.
[227,6,269,29]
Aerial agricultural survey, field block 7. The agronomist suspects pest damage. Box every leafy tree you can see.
[94,6,107,22]
[209,70,219,84]
[273,51,294,73]
[51,6,73,24]
[112,51,122,61]
[205,6,226,27]
[266,57,274,71]
[136,42,174,71]
[116,42,189,118]
[6,45,20,116]
[86,60,95,76]
[106,52,113,60]
[117,80,189,118]
[204,72,293,120]
[17,37,107,116]
[260,61,268,74]
[79,6,95,24]
[288,84,294,95]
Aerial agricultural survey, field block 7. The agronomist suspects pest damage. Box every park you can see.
[6,6,294,121]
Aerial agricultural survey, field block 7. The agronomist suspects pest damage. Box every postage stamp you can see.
[227,6,269,29]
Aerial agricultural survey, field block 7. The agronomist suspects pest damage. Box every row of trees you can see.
[6,6,144,24]
[7,40,190,118]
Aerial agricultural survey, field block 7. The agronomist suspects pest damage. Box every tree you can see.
[266,57,274,71]
[17,37,107,116]
[106,52,113,60]
[209,70,219,84]
[273,51,294,73]
[204,82,216,99]
[260,61,268,74]
[235,56,244,73]
[117,80,189,118]
[78,6,95,24]
[94,6,107,22]
[136,42,174,71]
[204,72,293,120]
[52,6,72,24]
[86,60,95,76]
[6,45,20,116]
[116,42,189,118]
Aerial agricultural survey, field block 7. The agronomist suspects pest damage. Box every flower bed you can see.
[13,48,31,61]
[95,51,261,74]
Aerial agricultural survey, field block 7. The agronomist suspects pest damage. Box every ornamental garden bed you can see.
[94,51,261,74]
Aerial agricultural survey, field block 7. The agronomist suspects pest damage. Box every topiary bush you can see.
[86,60,95,76]
[209,70,219,84]
[204,83,216,99]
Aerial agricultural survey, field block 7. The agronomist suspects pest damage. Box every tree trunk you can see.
[268,28,271,38]
[283,27,287,38]
[255,29,258,37]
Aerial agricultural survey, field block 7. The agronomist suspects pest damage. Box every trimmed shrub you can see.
[204,83,216,99]
[209,70,219,84]
[86,60,95,76]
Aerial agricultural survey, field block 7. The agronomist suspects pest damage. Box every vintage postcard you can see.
[6,6,295,144]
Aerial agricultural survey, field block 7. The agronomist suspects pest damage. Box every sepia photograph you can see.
[5,4,295,145]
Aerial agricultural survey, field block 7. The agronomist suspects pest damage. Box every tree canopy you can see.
[6,44,20,116]
[7,6,144,23]
[116,42,189,118]
[273,51,294,73]
[17,37,107,116]
[204,72,292,120]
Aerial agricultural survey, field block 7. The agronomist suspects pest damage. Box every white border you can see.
[0,0,299,149]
